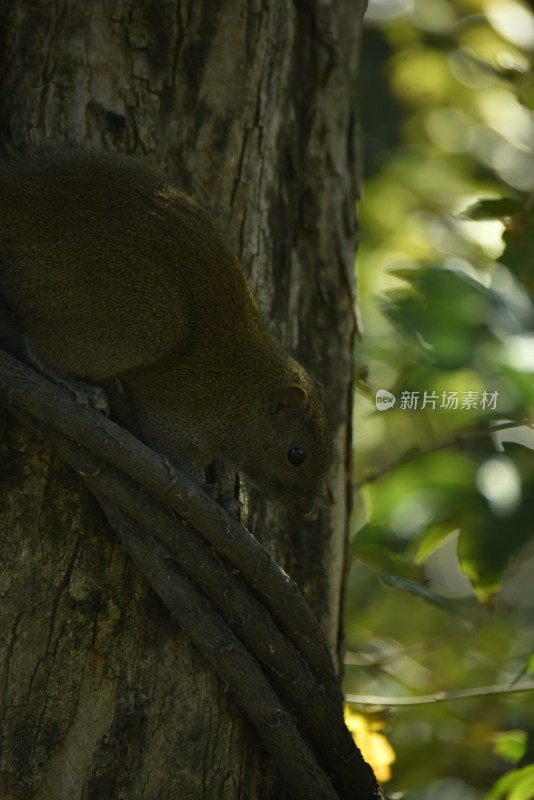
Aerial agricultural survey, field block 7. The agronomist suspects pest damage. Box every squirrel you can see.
[0,152,332,514]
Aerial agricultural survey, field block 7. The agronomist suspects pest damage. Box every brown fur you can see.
[0,152,332,512]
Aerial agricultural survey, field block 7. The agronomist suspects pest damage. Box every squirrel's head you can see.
[235,380,333,515]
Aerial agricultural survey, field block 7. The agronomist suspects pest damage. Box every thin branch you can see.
[356,420,534,488]
[346,681,534,707]
[345,629,473,667]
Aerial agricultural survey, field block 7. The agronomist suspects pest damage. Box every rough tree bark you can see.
[0,2,366,798]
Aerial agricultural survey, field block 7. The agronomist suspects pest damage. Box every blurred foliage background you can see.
[347,0,534,797]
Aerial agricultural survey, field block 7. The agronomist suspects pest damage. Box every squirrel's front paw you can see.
[201,483,243,518]
[51,376,109,413]
[72,382,109,413]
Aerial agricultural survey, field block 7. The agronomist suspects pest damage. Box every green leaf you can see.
[380,574,464,616]
[486,765,534,800]
[492,730,527,765]
[458,444,534,600]
[501,217,534,291]
[351,542,421,581]
[383,267,498,371]
[462,198,522,221]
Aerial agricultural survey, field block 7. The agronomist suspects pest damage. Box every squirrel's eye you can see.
[288,446,306,466]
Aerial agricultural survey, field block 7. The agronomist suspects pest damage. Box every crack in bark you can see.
[0,612,22,758]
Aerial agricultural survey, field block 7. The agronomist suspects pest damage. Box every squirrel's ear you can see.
[268,385,307,414]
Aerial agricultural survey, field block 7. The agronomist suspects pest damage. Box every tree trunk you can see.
[0,2,365,798]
